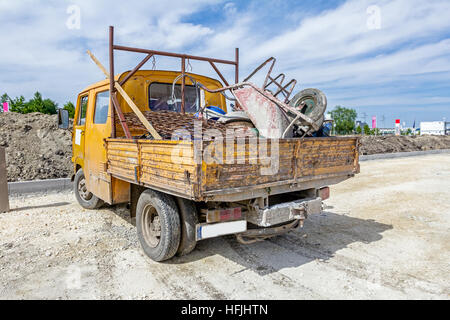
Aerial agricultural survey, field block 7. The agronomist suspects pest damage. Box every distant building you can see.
[378,128,395,135]
[420,121,449,136]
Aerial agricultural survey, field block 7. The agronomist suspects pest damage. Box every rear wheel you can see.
[74,169,104,209]
[136,189,181,262]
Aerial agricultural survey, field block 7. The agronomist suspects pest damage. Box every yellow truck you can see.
[58,27,360,261]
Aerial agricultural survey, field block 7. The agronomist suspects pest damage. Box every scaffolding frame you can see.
[107,26,239,139]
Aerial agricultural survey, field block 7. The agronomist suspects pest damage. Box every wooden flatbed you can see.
[105,136,360,202]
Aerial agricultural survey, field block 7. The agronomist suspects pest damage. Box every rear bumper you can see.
[247,197,323,227]
[194,197,323,241]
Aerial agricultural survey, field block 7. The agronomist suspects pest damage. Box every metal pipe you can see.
[114,45,237,65]
[209,61,230,87]
[235,48,239,84]
[273,79,297,102]
[265,74,286,89]
[244,57,275,83]
[112,93,132,139]
[181,57,185,114]
[109,26,116,138]
[119,53,153,86]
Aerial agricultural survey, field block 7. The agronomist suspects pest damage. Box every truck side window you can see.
[94,91,109,124]
[149,82,198,113]
[78,95,88,125]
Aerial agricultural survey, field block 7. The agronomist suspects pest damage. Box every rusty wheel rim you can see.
[141,204,161,248]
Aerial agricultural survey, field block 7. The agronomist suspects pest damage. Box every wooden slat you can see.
[86,50,162,140]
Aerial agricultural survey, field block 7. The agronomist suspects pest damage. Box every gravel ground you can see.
[0,154,449,299]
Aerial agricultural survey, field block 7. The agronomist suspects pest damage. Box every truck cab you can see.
[71,70,226,206]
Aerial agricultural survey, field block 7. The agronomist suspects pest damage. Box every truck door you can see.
[84,87,112,204]
[72,94,89,170]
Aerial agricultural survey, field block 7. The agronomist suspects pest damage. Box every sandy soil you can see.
[0,154,449,300]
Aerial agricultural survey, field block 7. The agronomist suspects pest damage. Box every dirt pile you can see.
[0,112,72,182]
[359,135,450,155]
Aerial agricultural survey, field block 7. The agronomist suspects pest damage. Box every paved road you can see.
[1,154,449,299]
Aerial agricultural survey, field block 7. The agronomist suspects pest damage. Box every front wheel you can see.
[74,169,104,209]
[136,189,181,262]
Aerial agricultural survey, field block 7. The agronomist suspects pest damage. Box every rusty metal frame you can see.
[119,53,154,86]
[109,27,116,138]
[190,81,318,131]
[108,25,239,139]
[244,57,297,103]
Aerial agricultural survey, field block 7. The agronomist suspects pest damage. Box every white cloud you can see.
[0,0,449,125]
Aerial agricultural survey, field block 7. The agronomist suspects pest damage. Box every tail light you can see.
[318,187,330,200]
[204,207,242,223]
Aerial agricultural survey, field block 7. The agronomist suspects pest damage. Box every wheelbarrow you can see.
[178,57,327,138]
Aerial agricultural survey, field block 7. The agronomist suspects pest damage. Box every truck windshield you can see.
[149,82,199,113]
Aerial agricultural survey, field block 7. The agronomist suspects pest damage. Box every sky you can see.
[0,0,449,128]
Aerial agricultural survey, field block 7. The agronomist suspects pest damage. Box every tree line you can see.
[1,92,75,118]
[330,106,382,135]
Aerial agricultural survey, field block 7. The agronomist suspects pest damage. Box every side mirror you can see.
[58,109,70,129]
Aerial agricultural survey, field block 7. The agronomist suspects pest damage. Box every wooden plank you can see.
[141,167,187,182]
[114,83,162,140]
[107,155,139,165]
[140,153,196,166]
[108,167,135,180]
[140,173,193,194]
[0,147,9,213]
[87,50,109,78]
[141,159,196,172]
[109,159,138,170]
[86,50,162,140]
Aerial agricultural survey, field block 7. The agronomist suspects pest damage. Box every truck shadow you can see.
[10,201,71,212]
[169,211,393,276]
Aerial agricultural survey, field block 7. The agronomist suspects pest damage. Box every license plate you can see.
[196,220,247,240]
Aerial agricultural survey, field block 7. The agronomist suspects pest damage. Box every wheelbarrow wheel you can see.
[289,88,327,127]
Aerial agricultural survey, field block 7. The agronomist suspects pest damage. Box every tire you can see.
[136,189,181,262]
[289,88,327,127]
[175,197,198,256]
[74,169,104,209]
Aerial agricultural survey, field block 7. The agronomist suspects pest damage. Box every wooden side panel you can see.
[106,137,359,200]
[106,139,198,198]
[296,138,358,178]
[106,140,139,182]
[139,141,197,197]
[202,137,359,193]
[202,139,296,191]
